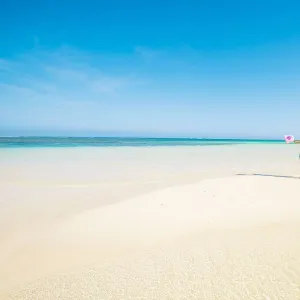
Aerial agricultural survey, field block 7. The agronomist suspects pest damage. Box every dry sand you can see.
[0,145,300,299]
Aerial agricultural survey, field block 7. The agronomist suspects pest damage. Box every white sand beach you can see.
[0,144,300,299]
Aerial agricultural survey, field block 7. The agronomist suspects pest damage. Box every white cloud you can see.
[0,59,11,71]
[0,47,139,105]
[134,46,162,60]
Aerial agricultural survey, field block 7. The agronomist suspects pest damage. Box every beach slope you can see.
[1,175,300,299]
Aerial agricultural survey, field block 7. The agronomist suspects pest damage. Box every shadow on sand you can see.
[237,173,300,180]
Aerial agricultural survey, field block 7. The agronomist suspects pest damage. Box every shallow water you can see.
[0,136,286,148]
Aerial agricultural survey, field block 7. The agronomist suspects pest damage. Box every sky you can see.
[0,0,300,138]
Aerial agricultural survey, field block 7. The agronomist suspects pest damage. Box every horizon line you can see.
[0,136,285,141]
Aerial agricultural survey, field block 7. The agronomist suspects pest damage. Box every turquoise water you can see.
[0,137,285,148]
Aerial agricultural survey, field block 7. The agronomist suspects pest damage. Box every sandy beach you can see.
[0,144,300,299]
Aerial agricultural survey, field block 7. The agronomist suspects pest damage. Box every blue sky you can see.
[1,0,300,138]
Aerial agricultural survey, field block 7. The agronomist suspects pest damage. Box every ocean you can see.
[0,137,285,148]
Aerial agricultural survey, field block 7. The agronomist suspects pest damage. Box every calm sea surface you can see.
[0,137,285,148]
